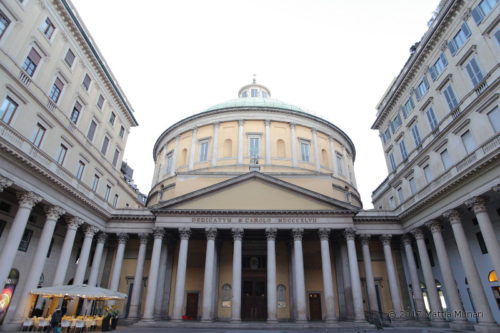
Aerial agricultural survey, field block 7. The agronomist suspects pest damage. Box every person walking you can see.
[48,308,62,333]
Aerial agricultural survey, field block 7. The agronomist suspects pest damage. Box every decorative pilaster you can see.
[231,228,244,322]
[188,128,197,170]
[143,228,165,320]
[360,234,378,314]
[344,228,365,322]
[212,123,219,167]
[265,120,271,165]
[201,228,218,321]
[290,123,297,167]
[312,129,321,171]
[172,228,191,321]
[237,120,244,164]
[318,228,337,322]
[266,228,277,322]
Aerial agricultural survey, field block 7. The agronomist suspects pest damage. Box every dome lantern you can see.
[238,77,271,99]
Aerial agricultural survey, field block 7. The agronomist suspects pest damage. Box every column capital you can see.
[465,196,488,214]
[425,220,442,233]
[318,228,331,241]
[344,228,356,241]
[153,227,165,240]
[443,209,461,224]
[16,191,42,209]
[311,128,317,134]
[84,225,99,238]
[292,228,304,241]
[359,233,370,245]
[410,228,425,240]
[96,232,108,244]
[179,227,191,240]
[232,228,244,241]
[0,175,13,192]
[44,205,66,221]
[380,234,392,246]
[117,233,129,244]
[138,233,149,244]
[264,119,271,126]
[205,228,218,240]
[66,216,84,230]
[265,228,277,240]
[493,184,500,192]
[238,119,244,126]
[289,122,296,129]
[401,234,412,246]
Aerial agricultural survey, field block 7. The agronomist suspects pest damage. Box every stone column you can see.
[170,136,180,176]
[0,175,13,192]
[425,221,469,328]
[265,120,271,165]
[211,122,219,167]
[292,228,307,322]
[360,234,379,313]
[0,191,42,290]
[411,228,445,323]
[143,228,165,320]
[201,228,217,321]
[73,225,99,285]
[172,228,191,321]
[155,239,169,318]
[380,234,403,319]
[344,228,365,322]
[231,228,243,322]
[443,210,498,329]
[312,129,321,171]
[266,228,277,322]
[188,128,197,170]
[290,123,297,167]
[53,217,83,285]
[401,235,426,319]
[109,233,129,291]
[13,205,65,321]
[466,196,500,276]
[237,120,244,163]
[340,241,354,318]
[128,233,149,319]
[87,233,107,287]
[328,138,336,174]
[319,228,337,322]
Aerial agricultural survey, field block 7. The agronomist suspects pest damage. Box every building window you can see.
[31,123,46,147]
[91,174,100,192]
[166,152,173,174]
[22,48,41,77]
[49,78,64,103]
[448,22,471,55]
[101,136,110,155]
[336,153,344,175]
[442,84,458,111]
[40,17,55,39]
[199,140,209,162]
[390,113,402,134]
[476,232,488,254]
[251,89,258,97]
[119,125,125,138]
[97,95,104,109]
[426,107,439,131]
[471,0,498,24]
[409,177,417,195]
[70,101,82,124]
[382,128,391,144]
[461,130,476,153]
[56,144,67,165]
[109,112,116,125]
[415,77,430,101]
[82,74,91,90]
[300,141,310,162]
[113,194,119,208]
[397,187,404,204]
[76,160,85,180]
[487,107,500,132]
[0,11,10,39]
[465,57,484,87]
[423,165,433,183]
[0,96,18,124]
[389,196,396,209]
[388,151,396,172]
[440,149,452,170]
[112,149,120,167]
[399,139,408,161]
[18,229,33,252]
[411,124,422,147]
[87,120,97,141]
[489,270,499,282]
[402,97,415,118]
[248,136,260,158]
[64,49,76,67]
[429,53,448,81]
[104,185,111,201]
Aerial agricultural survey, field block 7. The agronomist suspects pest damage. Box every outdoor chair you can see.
[37,318,49,331]
[21,318,33,331]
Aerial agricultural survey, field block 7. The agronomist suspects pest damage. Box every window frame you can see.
[91,174,100,192]
[31,123,46,148]
[70,101,82,124]
[64,48,76,68]
[112,148,120,167]
[55,143,68,165]
[22,47,42,77]
[440,149,452,170]
[199,139,209,162]
[248,135,261,159]
[97,95,105,109]
[0,10,11,40]
[300,140,311,162]
[76,160,85,180]
[101,135,110,155]
[448,22,471,55]
[411,124,422,147]
[109,112,116,125]
[0,96,18,124]
[442,83,459,111]
[429,53,448,81]
[425,106,439,131]
[39,17,55,40]
[82,74,92,91]
[49,77,64,103]
[87,119,97,141]
[464,56,484,87]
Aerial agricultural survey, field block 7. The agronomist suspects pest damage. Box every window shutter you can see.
[470,58,483,82]
[429,65,437,81]
[440,53,448,66]
[462,22,471,38]
[55,78,64,90]
[423,77,429,90]
[28,48,41,64]
[74,101,82,111]
[448,40,457,55]
[471,7,484,24]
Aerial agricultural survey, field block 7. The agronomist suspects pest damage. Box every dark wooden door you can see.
[309,292,322,321]
[242,279,267,320]
[185,293,198,319]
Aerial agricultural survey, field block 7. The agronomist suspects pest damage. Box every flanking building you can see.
[0,0,498,332]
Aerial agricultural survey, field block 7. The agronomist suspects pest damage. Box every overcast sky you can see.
[71,0,439,208]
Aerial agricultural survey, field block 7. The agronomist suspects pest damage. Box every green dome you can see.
[205,97,304,113]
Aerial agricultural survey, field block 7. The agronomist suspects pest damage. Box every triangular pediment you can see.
[153,172,356,211]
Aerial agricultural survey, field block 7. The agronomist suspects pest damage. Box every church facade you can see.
[0,0,499,332]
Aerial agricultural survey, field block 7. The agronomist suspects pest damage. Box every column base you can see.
[325,318,338,323]
[2,321,22,331]
[170,318,183,323]
[266,319,278,323]
[140,317,156,322]
[200,318,213,322]
[474,323,500,333]
[450,320,474,331]
[430,319,449,328]
[230,319,241,323]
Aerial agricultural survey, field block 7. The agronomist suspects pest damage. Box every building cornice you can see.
[153,209,356,216]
